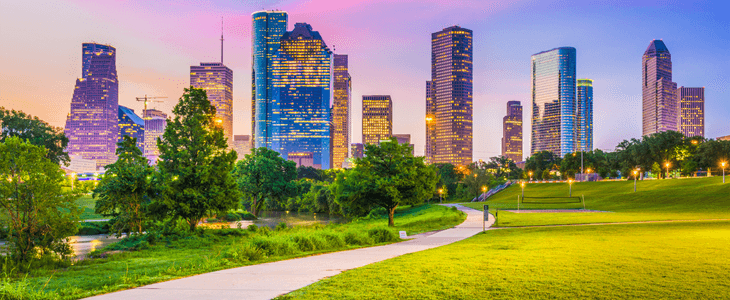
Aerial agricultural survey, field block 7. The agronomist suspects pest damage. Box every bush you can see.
[238,211,256,220]
[367,227,399,243]
[224,244,264,262]
[77,222,110,235]
[344,230,372,245]
[223,213,240,221]
[316,231,346,249]
[247,224,258,232]
[275,222,288,231]
[250,236,298,256]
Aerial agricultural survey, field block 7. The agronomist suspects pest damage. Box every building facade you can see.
[252,10,288,147]
[425,81,435,163]
[392,133,414,156]
[351,143,364,159]
[502,101,523,162]
[428,26,473,165]
[232,135,253,160]
[118,106,145,153]
[531,47,576,157]
[642,40,678,136]
[577,79,594,151]
[362,95,392,145]
[678,87,705,138]
[269,23,332,169]
[143,109,167,163]
[332,54,351,168]
[190,62,233,142]
[65,43,119,168]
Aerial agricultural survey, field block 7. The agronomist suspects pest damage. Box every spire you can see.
[220,17,224,64]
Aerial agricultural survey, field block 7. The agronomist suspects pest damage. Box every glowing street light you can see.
[529,171,533,182]
[665,162,671,179]
[722,162,726,184]
[568,179,574,197]
[633,169,639,192]
[438,188,444,203]
[520,181,525,200]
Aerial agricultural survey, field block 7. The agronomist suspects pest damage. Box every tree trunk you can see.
[388,206,397,227]
[188,218,198,231]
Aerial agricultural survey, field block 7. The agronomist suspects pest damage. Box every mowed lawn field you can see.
[461,176,730,226]
[281,221,730,300]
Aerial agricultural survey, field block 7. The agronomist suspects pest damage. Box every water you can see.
[0,234,124,259]
[229,211,348,229]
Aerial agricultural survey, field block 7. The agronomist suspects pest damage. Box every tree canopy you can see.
[0,107,69,165]
[232,147,297,217]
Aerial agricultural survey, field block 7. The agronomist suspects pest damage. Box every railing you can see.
[472,181,514,202]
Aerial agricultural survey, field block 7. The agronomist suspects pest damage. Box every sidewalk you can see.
[85,204,493,300]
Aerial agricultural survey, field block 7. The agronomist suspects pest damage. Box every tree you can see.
[332,138,438,226]
[93,136,154,236]
[297,166,323,181]
[0,107,69,165]
[524,151,562,179]
[434,163,460,200]
[233,147,297,217]
[156,87,240,231]
[0,137,80,263]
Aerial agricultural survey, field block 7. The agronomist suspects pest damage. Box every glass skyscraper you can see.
[65,43,119,168]
[190,62,233,142]
[332,54,351,168]
[252,10,288,147]
[577,79,594,152]
[531,47,576,157]
[642,40,678,136]
[502,101,523,162]
[143,109,167,163]
[362,95,392,145]
[269,23,332,169]
[428,26,473,166]
[118,105,145,153]
[678,87,704,138]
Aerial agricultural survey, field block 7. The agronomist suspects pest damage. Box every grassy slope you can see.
[76,195,104,220]
[17,204,464,299]
[281,221,730,300]
[461,176,730,226]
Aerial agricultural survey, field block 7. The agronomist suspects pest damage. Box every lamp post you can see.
[665,162,670,179]
[521,182,525,200]
[481,186,487,201]
[633,170,638,192]
[438,188,443,203]
[529,171,533,182]
[568,179,573,197]
[722,162,726,184]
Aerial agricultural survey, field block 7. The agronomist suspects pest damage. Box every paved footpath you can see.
[86,204,493,300]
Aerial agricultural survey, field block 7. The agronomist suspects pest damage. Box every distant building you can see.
[362,95,392,145]
[577,79,594,151]
[642,40,678,136]
[428,26,473,166]
[190,62,233,141]
[502,101,523,162]
[678,87,705,138]
[288,152,314,168]
[143,109,167,163]
[232,135,252,160]
[68,155,97,173]
[718,135,730,141]
[392,133,414,155]
[332,54,352,169]
[118,105,144,153]
[65,43,119,168]
[351,143,364,159]
[252,10,288,146]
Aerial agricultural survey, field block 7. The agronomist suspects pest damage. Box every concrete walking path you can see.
[85,204,493,300]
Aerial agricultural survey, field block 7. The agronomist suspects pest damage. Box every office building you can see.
[252,10,288,146]
[428,26,473,165]
[577,79,594,151]
[288,152,314,168]
[531,47,576,157]
[190,62,233,141]
[502,101,523,162]
[351,143,364,159]
[678,87,704,138]
[393,133,414,156]
[642,40,678,136]
[425,81,435,163]
[118,106,145,153]
[143,109,167,163]
[332,54,351,168]
[362,95,392,145]
[232,135,253,160]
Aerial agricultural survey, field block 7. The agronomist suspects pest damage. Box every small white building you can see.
[68,155,97,173]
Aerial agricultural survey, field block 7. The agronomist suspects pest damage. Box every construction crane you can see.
[135,95,167,119]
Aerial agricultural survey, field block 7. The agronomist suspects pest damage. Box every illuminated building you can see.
[428,26,473,165]
[269,23,332,169]
[190,62,233,142]
[642,40,678,136]
[502,101,522,162]
[118,106,144,153]
[577,79,594,151]
[332,54,351,168]
[232,135,252,160]
[351,143,364,159]
[718,135,730,141]
[531,47,576,157]
[392,134,414,156]
[362,95,392,145]
[287,152,314,168]
[252,10,288,147]
[65,43,119,168]
[143,109,167,163]
[678,87,704,138]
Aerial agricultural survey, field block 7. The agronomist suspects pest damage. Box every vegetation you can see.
[0,107,70,165]
[233,147,297,217]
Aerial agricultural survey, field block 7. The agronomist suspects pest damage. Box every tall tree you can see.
[0,137,80,263]
[156,87,240,231]
[233,147,297,217]
[332,138,438,226]
[93,136,154,235]
[0,107,69,165]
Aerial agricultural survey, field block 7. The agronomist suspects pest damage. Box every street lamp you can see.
[633,169,639,192]
[568,179,573,197]
[722,162,726,184]
[529,171,533,182]
[520,181,525,200]
[665,162,670,179]
[438,188,443,203]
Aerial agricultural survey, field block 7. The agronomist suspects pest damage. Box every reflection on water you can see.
[230,211,347,229]
[68,234,125,259]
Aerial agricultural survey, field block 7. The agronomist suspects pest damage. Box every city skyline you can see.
[2,0,729,161]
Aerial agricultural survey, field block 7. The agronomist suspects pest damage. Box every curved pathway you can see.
[85,204,493,300]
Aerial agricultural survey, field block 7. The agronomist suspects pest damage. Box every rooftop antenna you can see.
[220,17,224,64]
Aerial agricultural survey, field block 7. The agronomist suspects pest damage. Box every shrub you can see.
[247,224,258,232]
[367,227,399,243]
[344,230,372,245]
[223,213,240,222]
[77,222,110,235]
[224,244,263,262]
[250,237,298,256]
[275,222,288,231]
[291,235,316,252]
[238,211,256,220]
[316,231,346,249]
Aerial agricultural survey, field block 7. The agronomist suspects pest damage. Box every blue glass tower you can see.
[531,47,576,157]
[577,79,593,152]
[118,105,145,153]
[252,10,288,148]
[270,23,332,169]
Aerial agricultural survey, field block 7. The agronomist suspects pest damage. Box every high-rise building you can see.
[577,79,594,151]
[425,81,435,163]
[642,40,678,136]
[392,133,414,156]
[65,43,119,168]
[351,143,364,159]
[232,135,253,160]
[269,23,332,169]
[190,62,233,142]
[332,54,351,168]
[428,26,473,165]
[118,106,145,153]
[252,10,288,147]
[502,101,523,162]
[362,95,392,145]
[143,109,167,163]
[531,47,576,157]
[678,87,705,138]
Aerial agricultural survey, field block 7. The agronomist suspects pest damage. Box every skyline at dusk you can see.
[2,0,728,160]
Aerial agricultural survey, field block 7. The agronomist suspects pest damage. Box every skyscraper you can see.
[362,95,392,145]
[118,105,145,153]
[425,81,435,163]
[252,10,288,147]
[531,47,576,157]
[270,23,332,169]
[351,143,364,159]
[392,133,414,156]
[190,62,233,142]
[577,79,594,152]
[332,54,351,168]
[642,40,678,136]
[502,101,522,162]
[143,109,167,163]
[65,43,119,168]
[232,135,253,160]
[428,26,473,165]
[678,87,705,138]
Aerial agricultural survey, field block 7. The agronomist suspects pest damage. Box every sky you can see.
[1,0,728,160]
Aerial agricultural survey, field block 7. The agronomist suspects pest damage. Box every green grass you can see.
[280,221,730,300]
[6,204,464,299]
[460,176,730,226]
[75,195,104,220]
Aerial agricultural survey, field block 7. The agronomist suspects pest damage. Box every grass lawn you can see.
[76,195,104,220]
[281,221,730,300]
[461,176,730,226]
[4,204,465,299]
